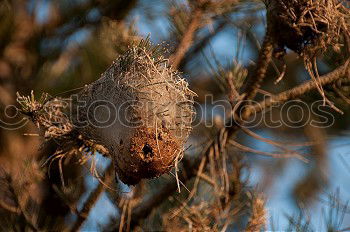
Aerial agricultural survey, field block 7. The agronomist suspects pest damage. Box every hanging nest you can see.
[266,0,350,58]
[74,40,196,185]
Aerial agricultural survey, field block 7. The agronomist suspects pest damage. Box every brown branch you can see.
[70,163,114,232]
[333,85,350,105]
[178,20,227,69]
[170,8,203,69]
[224,21,275,143]
[242,23,274,102]
[245,196,266,231]
[249,59,350,114]
[227,139,308,162]
[3,173,38,231]
[0,199,20,214]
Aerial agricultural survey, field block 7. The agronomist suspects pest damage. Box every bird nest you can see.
[267,0,350,58]
[75,39,196,185]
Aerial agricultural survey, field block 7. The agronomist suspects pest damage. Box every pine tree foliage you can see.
[1,0,350,231]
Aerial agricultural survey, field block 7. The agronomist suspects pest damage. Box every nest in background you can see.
[267,0,350,58]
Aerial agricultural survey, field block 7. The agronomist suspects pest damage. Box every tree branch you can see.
[242,23,274,102]
[250,59,350,114]
[170,8,203,69]
[70,164,114,232]
[178,20,227,69]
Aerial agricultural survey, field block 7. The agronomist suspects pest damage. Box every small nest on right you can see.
[267,0,350,58]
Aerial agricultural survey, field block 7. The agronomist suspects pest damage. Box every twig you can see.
[245,195,266,231]
[3,174,39,231]
[228,139,308,162]
[178,20,227,69]
[170,7,203,69]
[249,59,350,114]
[0,200,20,214]
[242,22,274,102]
[333,85,350,104]
[70,163,114,232]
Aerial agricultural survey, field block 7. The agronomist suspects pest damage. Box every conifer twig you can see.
[70,164,114,232]
[0,199,20,214]
[242,23,274,103]
[3,173,38,231]
[246,196,266,231]
[249,59,350,114]
[170,7,203,69]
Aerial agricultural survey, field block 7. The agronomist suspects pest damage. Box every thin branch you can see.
[178,20,227,69]
[333,85,350,104]
[0,199,20,214]
[240,127,314,147]
[249,59,350,114]
[242,23,274,102]
[70,163,114,232]
[3,174,38,231]
[245,195,266,231]
[170,7,203,69]
[228,139,308,162]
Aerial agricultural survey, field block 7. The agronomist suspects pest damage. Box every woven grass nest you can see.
[266,0,350,58]
[74,40,196,185]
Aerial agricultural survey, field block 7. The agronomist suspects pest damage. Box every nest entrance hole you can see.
[142,143,154,157]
